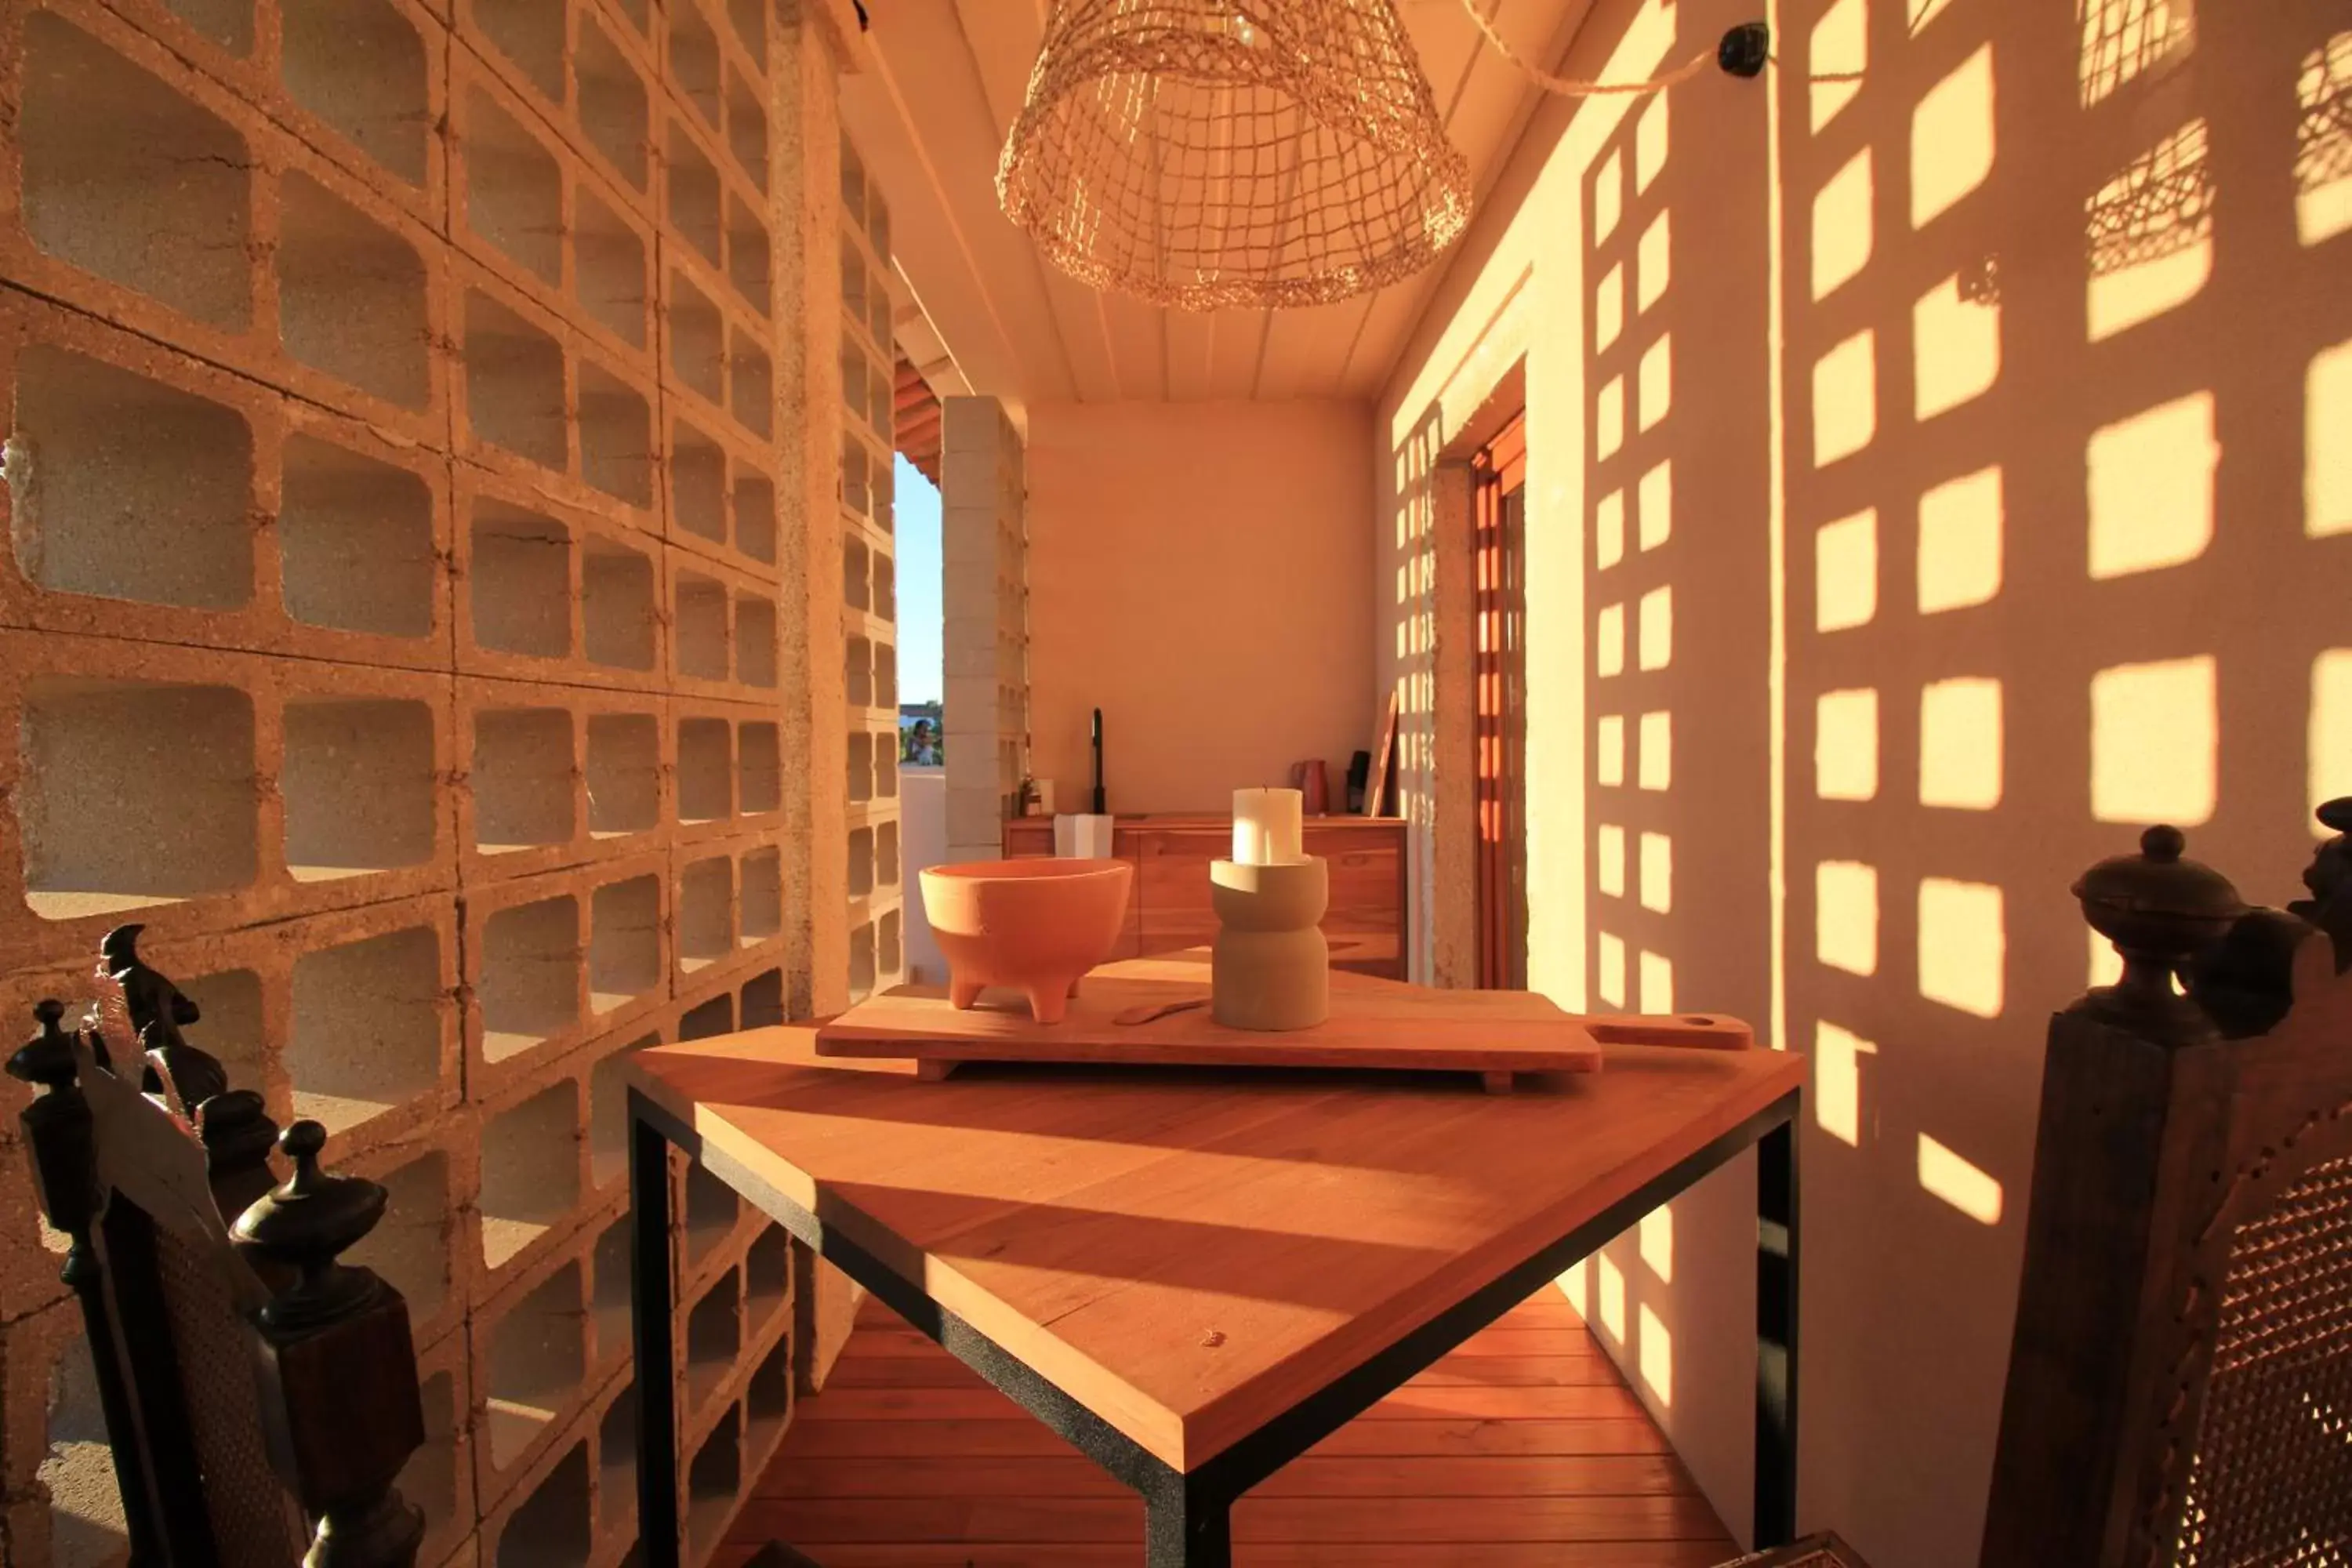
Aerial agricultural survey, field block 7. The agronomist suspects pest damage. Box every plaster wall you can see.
[1378,0,2352,1557]
[1025,397,1378,815]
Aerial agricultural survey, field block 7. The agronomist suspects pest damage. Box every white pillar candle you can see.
[1233,788,1304,866]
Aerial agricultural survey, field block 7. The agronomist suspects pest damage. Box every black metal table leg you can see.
[1755,1112,1800,1547]
[1143,1471,1233,1568]
[632,1096,683,1568]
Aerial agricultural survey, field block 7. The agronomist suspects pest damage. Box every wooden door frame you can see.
[1471,415,1528,989]
[1425,368,1528,991]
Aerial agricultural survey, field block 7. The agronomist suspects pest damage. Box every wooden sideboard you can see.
[1003,814,1407,978]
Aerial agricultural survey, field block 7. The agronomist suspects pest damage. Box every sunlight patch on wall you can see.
[2315,650,2352,826]
[1595,1251,1627,1342]
[1640,950,1675,1011]
[1596,487,1625,568]
[1639,831,1672,913]
[1639,1204,1674,1282]
[1816,1021,1878,1145]
[2087,391,2216,579]
[2086,120,2212,342]
[1813,148,1875,302]
[1816,688,1880,801]
[2089,926,2125,986]
[2080,0,2193,107]
[1557,1256,1588,1317]
[1638,212,1671,312]
[1919,877,2005,1017]
[1914,274,2000,419]
[1639,710,1671,790]
[1638,1304,1675,1406]
[1918,466,2003,612]
[1918,1134,2003,1224]
[2296,33,2352,245]
[1814,330,1877,466]
[2091,655,2216,824]
[1817,860,1879,975]
[1637,586,1672,671]
[2310,336,2352,539]
[1920,677,2002,808]
[1598,714,1625,786]
[1599,822,1627,897]
[1636,93,1668,192]
[1597,601,1626,677]
[1810,0,1866,131]
[1817,510,1878,631]
[1912,45,1996,229]
[1595,148,1624,244]
[1597,262,1625,352]
[1638,461,1672,550]
[1638,336,1672,432]
[1599,930,1627,1006]
[1598,374,1626,460]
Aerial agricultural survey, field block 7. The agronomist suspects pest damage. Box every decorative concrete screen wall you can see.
[0,0,863,1564]
[837,139,902,1002]
[942,396,1028,866]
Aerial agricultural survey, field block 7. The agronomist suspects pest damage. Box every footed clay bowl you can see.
[919,858,1134,1024]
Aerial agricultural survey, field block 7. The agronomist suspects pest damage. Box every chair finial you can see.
[2071,824,2244,1044]
[234,1121,390,1329]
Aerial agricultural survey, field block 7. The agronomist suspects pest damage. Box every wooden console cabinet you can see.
[1002,814,1408,978]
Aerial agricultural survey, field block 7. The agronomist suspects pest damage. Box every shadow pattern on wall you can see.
[1781,0,2352,1560]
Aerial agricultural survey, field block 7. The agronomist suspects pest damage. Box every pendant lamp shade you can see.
[996,1,1473,311]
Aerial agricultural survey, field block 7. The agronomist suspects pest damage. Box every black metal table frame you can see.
[630,1085,1802,1567]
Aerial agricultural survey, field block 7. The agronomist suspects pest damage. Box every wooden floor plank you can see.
[819,1349,1624,1391]
[790,1381,1650,1422]
[724,1287,1733,1563]
[739,1493,1726,1544]
[786,1547,1728,1568]
[1397,1355,1630,1388]
[837,1322,1610,1361]
[779,1414,1679,1460]
[757,1454,1697,1500]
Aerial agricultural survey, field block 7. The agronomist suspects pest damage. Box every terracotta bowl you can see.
[919,858,1134,1024]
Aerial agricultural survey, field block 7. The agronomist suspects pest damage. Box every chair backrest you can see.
[9,924,428,1568]
[1981,801,2352,1566]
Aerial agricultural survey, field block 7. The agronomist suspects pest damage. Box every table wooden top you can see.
[626,1007,1802,1475]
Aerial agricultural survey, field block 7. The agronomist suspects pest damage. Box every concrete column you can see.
[941,396,1028,864]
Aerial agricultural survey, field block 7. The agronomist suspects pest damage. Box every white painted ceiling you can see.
[840,0,1595,416]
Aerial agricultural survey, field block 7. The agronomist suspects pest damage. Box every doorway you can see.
[1472,413,1528,990]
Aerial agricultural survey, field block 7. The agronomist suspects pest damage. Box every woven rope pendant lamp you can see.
[996,1,1473,311]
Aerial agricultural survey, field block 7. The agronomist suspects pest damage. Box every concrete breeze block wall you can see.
[0,0,869,1563]
[837,140,901,1002]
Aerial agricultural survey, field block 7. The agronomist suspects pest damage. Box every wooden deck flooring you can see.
[720,1288,1737,1567]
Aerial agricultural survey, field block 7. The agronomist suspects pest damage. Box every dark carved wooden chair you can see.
[9,924,428,1568]
[1982,800,2352,1565]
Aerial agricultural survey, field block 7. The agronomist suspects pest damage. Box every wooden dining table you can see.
[623,968,1806,1567]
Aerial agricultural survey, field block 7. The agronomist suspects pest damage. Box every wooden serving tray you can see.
[815,952,1748,1089]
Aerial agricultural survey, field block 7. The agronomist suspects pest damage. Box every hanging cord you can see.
[1773,52,1868,82]
[1457,0,1716,95]
[1460,6,1866,94]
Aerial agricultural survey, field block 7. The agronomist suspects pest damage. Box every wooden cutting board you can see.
[815,953,1618,1087]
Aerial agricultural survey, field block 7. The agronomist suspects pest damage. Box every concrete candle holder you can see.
[1209,857,1330,1031]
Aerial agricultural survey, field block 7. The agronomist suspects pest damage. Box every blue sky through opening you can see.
[895,452,944,705]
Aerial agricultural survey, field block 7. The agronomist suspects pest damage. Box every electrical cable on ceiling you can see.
[1460,8,1864,93]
